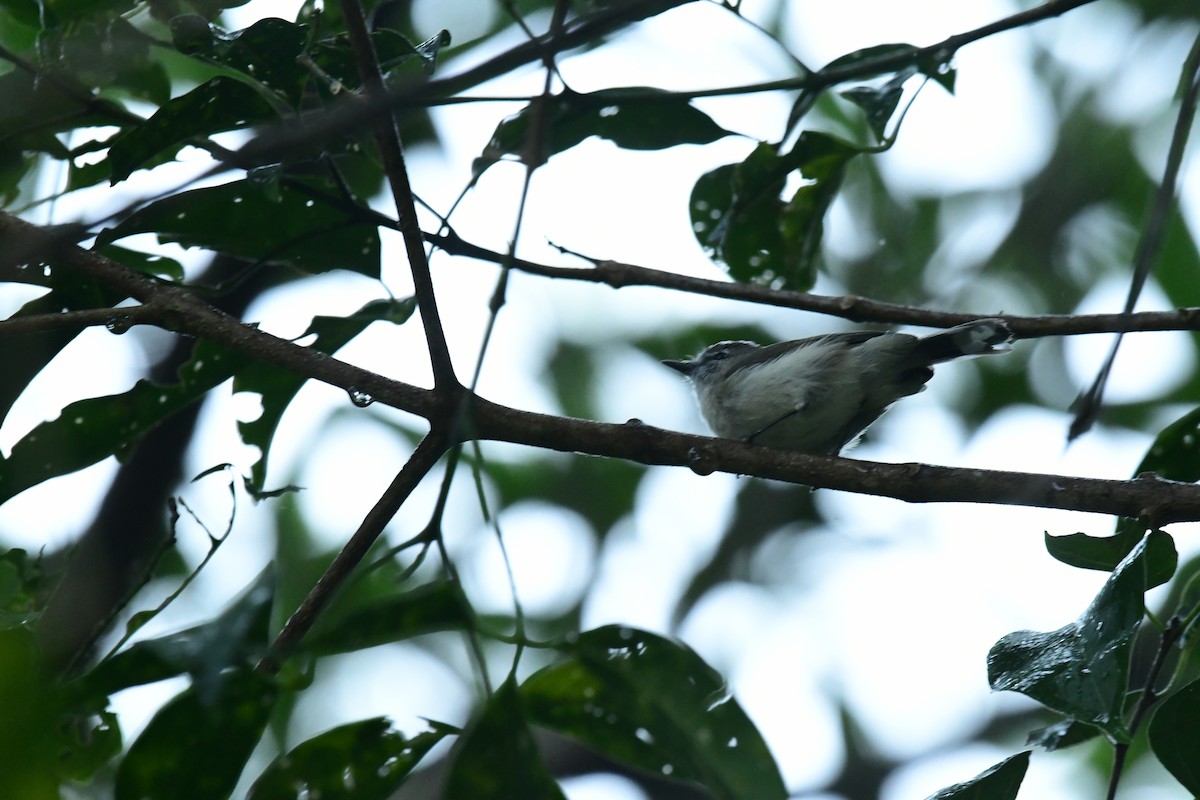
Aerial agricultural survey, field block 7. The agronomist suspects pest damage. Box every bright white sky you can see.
[4,1,1200,798]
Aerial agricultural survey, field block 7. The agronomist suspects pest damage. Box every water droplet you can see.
[635,727,654,744]
[348,387,374,407]
[105,314,132,334]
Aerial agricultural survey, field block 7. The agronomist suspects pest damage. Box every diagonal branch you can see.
[259,430,451,673]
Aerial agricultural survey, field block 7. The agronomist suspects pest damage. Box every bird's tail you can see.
[915,319,1013,363]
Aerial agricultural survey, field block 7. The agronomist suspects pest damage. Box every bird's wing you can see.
[750,331,889,363]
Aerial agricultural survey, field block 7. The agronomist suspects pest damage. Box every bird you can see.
[662,319,1013,455]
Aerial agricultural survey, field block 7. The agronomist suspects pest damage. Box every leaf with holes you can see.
[691,135,857,290]
[476,88,731,174]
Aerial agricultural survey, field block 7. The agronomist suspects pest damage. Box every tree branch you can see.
[468,400,1200,526]
[8,210,1200,525]
[427,230,1200,337]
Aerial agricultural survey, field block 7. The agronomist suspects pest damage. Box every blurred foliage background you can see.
[3,0,1200,798]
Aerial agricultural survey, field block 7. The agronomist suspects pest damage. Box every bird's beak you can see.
[661,358,695,375]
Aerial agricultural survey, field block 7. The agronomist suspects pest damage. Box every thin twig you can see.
[1070,29,1200,440]
[427,229,1200,336]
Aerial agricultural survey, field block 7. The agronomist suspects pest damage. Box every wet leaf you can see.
[522,626,786,800]
[926,752,1029,799]
[248,718,446,799]
[988,531,1175,741]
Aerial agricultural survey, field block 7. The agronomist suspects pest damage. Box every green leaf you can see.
[926,752,1030,800]
[1126,404,1200,484]
[840,67,915,141]
[1149,677,1200,795]
[302,581,470,656]
[823,43,920,76]
[0,548,48,628]
[988,531,1175,740]
[522,625,786,800]
[1025,719,1101,752]
[236,297,416,493]
[1048,406,1200,575]
[115,667,276,800]
[313,29,449,90]
[76,569,273,701]
[1044,524,1176,589]
[179,17,309,103]
[476,88,731,174]
[34,17,169,104]
[97,178,381,276]
[691,135,857,291]
[247,718,446,799]
[445,677,566,800]
[108,77,282,183]
[0,260,124,438]
[59,708,122,782]
[95,245,185,280]
[0,339,247,505]
[917,51,957,94]
[0,627,59,798]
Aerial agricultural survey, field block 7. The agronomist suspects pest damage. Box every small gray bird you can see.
[663,319,1013,455]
